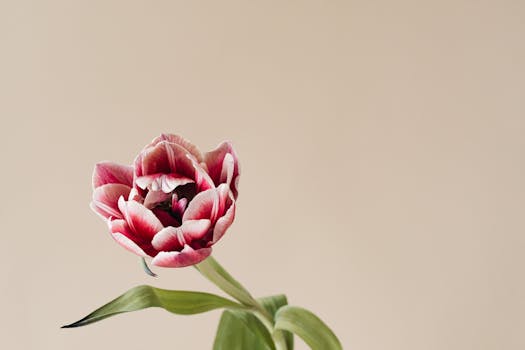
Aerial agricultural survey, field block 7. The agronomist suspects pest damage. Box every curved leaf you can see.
[258,295,294,350]
[62,285,242,328]
[213,310,276,350]
[274,306,342,350]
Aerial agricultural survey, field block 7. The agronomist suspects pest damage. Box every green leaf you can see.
[258,295,294,350]
[213,310,276,350]
[195,256,257,307]
[274,306,342,350]
[62,285,243,328]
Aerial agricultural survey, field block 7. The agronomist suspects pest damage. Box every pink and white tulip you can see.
[91,134,239,267]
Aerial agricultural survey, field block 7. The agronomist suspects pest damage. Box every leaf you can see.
[195,256,257,307]
[62,285,243,328]
[141,257,157,277]
[274,306,342,350]
[212,294,295,350]
[213,310,276,350]
[258,295,294,350]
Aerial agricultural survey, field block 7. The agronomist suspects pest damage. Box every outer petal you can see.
[147,134,203,163]
[151,219,211,251]
[182,185,230,224]
[91,183,131,219]
[204,141,240,198]
[93,162,133,188]
[140,143,171,175]
[182,188,216,221]
[152,245,212,268]
[212,200,236,244]
[118,198,164,239]
[108,219,152,257]
[188,155,215,193]
[151,226,183,251]
[140,141,196,179]
[181,219,212,242]
[112,232,149,257]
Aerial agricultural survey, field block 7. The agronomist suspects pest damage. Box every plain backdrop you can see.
[1,1,524,349]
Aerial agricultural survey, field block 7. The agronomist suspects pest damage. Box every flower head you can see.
[91,134,239,267]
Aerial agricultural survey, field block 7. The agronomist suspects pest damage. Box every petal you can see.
[181,219,212,242]
[162,174,194,193]
[108,219,153,257]
[151,219,211,251]
[212,200,236,244]
[91,183,131,219]
[112,232,149,257]
[135,174,162,190]
[93,162,133,188]
[128,188,143,202]
[141,141,196,179]
[188,156,215,193]
[119,199,164,239]
[143,190,170,209]
[204,142,240,198]
[182,185,230,223]
[151,226,183,251]
[152,245,212,268]
[172,196,188,218]
[221,153,235,187]
[140,144,171,175]
[182,188,217,221]
[147,134,203,163]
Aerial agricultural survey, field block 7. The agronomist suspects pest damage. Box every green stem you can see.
[195,256,287,349]
[272,330,289,350]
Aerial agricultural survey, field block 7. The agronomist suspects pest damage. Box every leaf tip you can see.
[141,257,158,277]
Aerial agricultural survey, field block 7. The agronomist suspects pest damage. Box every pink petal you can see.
[182,189,216,221]
[152,245,212,268]
[212,200,236,244]
[182,219,212,242]
[204,142,240,198]
[92,162,133,188]
[137,173,193,193]
[188,156,215,193]
[91,184,131,219]
[141,142,196,179]
[119,198,164,239]
[221,153,235,187]
[151,219,211,251]
[144,190,171,209]
[135,174,163,190]
[172,197,188,218]
[147,134,203,163]
[151,226,183,251]
[182,185,230,223]
[112,232,149,257]
[163,174,194,193]
[108,219,153,257]
[127,188,143,202]
[140,145,171,175]
[213,184,230,222]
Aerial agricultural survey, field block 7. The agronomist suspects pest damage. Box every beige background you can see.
[1,1,524,349]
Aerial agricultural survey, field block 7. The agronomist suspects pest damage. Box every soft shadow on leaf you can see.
[275,306,342,350]
[213,310,276,350]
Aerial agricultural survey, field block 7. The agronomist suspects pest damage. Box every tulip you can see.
[90,134,239,267]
